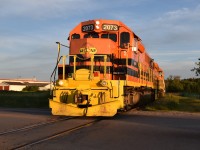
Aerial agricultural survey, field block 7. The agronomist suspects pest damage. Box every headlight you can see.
[100,80,107,86]
[95,20,100,25]
[95,25,100,29]
[58,80,64,86]
[95,20,100,29]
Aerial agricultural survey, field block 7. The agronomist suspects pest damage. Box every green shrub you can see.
[22,86,39,92]
[0,91,50,108]
[145,93,200,112]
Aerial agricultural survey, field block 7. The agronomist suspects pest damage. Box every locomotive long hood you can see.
[70,38,116,55]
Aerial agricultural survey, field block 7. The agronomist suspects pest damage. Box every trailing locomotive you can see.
[49,19,165,116]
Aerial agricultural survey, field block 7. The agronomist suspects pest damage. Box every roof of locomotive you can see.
[69,19,141,40]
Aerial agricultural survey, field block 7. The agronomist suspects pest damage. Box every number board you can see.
[82,24,94,32]
[102,24,118,31]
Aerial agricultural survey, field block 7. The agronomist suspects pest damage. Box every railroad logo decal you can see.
[80,47,97,54]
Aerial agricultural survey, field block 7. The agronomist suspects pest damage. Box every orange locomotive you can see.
[49,19,165,116]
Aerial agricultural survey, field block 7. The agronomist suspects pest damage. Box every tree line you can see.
[165,76,200,94]
[165,58,200,94]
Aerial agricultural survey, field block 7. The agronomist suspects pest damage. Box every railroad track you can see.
[0,116,75,136]
[0,116,102,150]
[0,107,141,149]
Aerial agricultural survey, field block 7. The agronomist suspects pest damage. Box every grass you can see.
[145,93,200,113]
[1,91,200,112]
[0,91,50,108]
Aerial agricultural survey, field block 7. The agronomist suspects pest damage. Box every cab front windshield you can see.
[71,32,117,42]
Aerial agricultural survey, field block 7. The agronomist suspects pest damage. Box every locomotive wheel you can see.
[124,91,141,111]
[132,92,140,104]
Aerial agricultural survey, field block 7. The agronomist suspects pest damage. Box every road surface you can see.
[0,108,200,150]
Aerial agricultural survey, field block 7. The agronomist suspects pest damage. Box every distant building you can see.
[0,78,52,91]
[3,81,26,91]
[0,82,9,91]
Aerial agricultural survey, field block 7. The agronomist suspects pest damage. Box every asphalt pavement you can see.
[0,108,200,150]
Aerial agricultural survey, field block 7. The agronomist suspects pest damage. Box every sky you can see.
[0,0,200,81]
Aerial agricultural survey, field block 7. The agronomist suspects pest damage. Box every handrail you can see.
[50,42,69,96]
[50,56,63,94]
[62,55,66,80]
[72,54,108,80]
[50,53,108,95]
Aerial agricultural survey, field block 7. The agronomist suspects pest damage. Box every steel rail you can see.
[0,116,76,136]
[11,118,102,150]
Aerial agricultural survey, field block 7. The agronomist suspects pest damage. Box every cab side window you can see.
[120,32,130,48]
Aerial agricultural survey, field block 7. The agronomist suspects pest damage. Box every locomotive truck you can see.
[49,19,165,116]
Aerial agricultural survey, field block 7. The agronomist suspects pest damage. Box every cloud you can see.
[150,49,200,78]
[151,50,200,56]
[1,0,199,80]
[0,0,80,19]
[132,4,200,51]
[160,60,196,79]
[164,6,200,22]
[0,0,103,20]
[135,4,200,79]
[0,0,150,21]
[0,31,59,80]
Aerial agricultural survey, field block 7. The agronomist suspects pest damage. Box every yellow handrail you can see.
[60,54,108,80]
